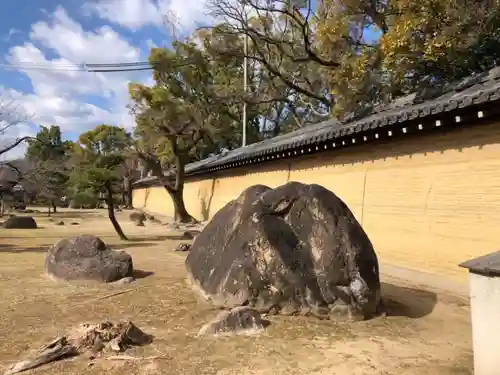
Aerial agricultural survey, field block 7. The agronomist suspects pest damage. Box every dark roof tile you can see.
[134,66,500,186]
[460,251,500,277]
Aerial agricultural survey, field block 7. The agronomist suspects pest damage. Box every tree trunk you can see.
[126,178,133,209]
[121,187,126,208]
[105,182,128,241]
[164,186,196,223]
[48,205,51,217]
[0,195,4,217]
[146,152,196,223]
[51,200,57,214]
[159,155,196,223]
[122,177,133,209]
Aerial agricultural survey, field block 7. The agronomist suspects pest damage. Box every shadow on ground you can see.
[113,242,158,250]
[0,227,45,231]
[7,210,103,219]
[132,269,155,279]
[381,282,438,318]
[0,241,163,253]
[130,235,190,241]
[39,211,103,218]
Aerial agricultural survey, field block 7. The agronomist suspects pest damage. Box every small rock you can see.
[71,222,79,225]
[112,276,136,285]
[129,212,146,226]
[55,221,65,226]
[13,203,26,210]
[174,243,191,252]
[197,307,269,337]
[183,230,201,240]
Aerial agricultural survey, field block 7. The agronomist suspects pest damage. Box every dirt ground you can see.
[0,209,473,375]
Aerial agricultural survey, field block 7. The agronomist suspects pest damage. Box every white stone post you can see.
[460,251,500,375]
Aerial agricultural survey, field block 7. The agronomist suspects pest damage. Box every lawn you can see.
[0,209,473,375]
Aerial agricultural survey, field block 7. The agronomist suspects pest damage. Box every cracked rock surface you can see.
[185,182,381,320]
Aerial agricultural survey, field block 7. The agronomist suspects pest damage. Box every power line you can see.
[0,64,83,72]
[86,62,150,67]
[0,63,153,73]
[0,60,153,73]
[88,67,153,72]
[0,58,203,73]
[1,61,150,68]
[0,61,150,68]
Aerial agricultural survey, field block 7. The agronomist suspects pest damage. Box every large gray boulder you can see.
[45,235,133,283]
[3,216,37,229]
[185,182,381,320]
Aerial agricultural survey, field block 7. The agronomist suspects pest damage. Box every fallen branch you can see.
[106,355,169,361]
[4,337,77,375]
[95,287,144,302]
[70,286,148,307]
[3,321,153,375]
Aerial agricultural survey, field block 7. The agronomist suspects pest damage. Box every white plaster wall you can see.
[469,272,500,375]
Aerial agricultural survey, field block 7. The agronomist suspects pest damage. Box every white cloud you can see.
[4,6,151,136]
[84,0,164,30]
[30,7,140,64]
[86,0,212,31]
[164,0,212,29]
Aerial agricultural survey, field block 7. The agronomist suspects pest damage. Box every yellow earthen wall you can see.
[133,121,500,283]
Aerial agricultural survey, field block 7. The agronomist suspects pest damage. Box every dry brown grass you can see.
[0,209,473,375]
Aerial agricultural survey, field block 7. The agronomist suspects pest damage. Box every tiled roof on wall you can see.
[133,66,500,187]
[0,159,30,184]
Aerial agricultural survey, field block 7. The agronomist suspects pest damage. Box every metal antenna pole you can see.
[242,31,248,147]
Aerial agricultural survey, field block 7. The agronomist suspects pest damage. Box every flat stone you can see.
[197,307,269,336]
[112,276,136,285]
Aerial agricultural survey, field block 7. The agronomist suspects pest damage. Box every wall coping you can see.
[134,67,500,188]
[460,251,500,277]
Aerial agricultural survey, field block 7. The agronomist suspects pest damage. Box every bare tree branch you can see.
[0,136,35,157]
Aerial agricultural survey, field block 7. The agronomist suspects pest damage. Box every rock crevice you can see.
[185,182,381,320]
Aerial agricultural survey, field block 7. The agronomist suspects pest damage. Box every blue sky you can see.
[0,0,162,94]
[0,0,209,160]
[0,0,381,160]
